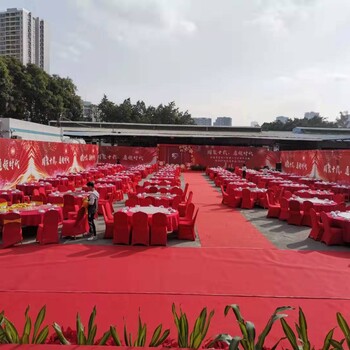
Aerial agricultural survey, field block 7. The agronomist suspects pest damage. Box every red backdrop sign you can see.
[0,139,98,189]
[280,150,316,177]
[158,144,279,169]
[99,146,158,167]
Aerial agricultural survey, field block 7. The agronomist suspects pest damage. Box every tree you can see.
[336,111,350,128]
[0,58,13,115]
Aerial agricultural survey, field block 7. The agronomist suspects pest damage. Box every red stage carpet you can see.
[182,172,275,248]
[0,244,350,346]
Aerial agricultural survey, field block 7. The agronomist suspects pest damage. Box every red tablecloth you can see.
[48,191,88,206]
[16,183,53,196]
[294,190,334,200]
[96,178,123,190]
[0,205,63,226]
[280,184,309,193]
[331,185,350,198]
[123,206,179,232]
[326,212,350,243]
[233,188,267,201]
[227,182,256,194]
[136,193,177,206]
[288,197,338,212]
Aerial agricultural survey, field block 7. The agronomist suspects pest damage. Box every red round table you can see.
[48,191,88,206]
[294,189,334,200]
[136,193,177,206]
[288,197,338,212]
[16,182,53,196]
[326,211,350,243]
[0,190,24,203]
[122,206,179,232]
[280,183,309,193]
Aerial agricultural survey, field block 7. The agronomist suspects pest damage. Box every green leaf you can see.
[280,318,299,350]
[124,322,130,346]
[298,308,310,350]
[225,304,243,323]
[322,328,334,350]
[110,326,121,346]
[330,339,345,350]
[271,337,286,350]
[256,306,293,350]
[87,324,97,345]
[35,325,49,344]
[4,318,20,343]
[149,324,162,347]
[229,336,242,350]
[337,312,350,348]
[99,330,111,345]
[32,305,46,343]
[87,306,96,343]
[21,306,31,344]
[202,310,215,343]
[245,321,255,350]
[52,323,71,345]
[76,313,86,345]
[153,329,170,347]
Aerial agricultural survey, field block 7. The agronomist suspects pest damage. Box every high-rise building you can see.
[193,117,212,126]
[213,117,232,127]
[304,111,319,120]
[276,116,289,124]
[0,8,50,72]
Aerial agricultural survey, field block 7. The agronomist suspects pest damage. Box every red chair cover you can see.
[178,208,198,241]
[63,194,79,219]
[309,208,324,241]
[2,213,22,248]
[102,205,113,239]
[140,197,153,206]
[180,203,195,224]
[113,211,131,245]
[131,211,150,246]
[182,183,189,201]
[61,207,89,237]
[241,189,255,209]
[288,200,304,226]
[125,197,138,207]
[150,212,168,246]
[301,201,313,227]
[178,191,193,217]
[171,196,182,210]
[148,186,158,193]
[278,198,289,221]
[320,212,344,246]
[37,210,60,245]
[266,194,281,218]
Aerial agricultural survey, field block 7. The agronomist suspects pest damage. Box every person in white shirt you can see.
[242,164,247,179]
[86,182,100,241]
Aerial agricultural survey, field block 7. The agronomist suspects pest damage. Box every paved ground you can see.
[206,174,350,252]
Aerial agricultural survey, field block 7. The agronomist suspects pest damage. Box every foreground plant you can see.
[210,304,293,350]
[0,305,49,344]
[280,307,335,350]
[172,303,214,349]
[52,306,110,345]
[109,313,170,347]
[329,312,350,350]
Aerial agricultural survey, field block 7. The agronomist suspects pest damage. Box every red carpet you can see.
[183,172,275,248]
[0,244,350,346]
[1,173,350,347]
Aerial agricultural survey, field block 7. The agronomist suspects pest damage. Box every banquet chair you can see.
[113,211,131,245]
[222,186,242,208]
[131,211,150,246]
[1,213,22,248]
[309,208,324,241]
[136,185,144,194]
[154,198,170,208]
[61,207,89,238]
[266,194,281,218]
[150,212,168,246]
[182,183,189,201]
[127,193,138,200]
[141,197,154,206]
[159,181,168,186]
[57,185,68,193]
[148,186,158,194]
[178,209,199,241]
[68,181,76,191]
[37,210,60,245]
[301,201,313,227]
[101,205,114,239]
[104,201,114,221]
[159,187,168,194]
[63,194,79,219]
[0,198,8,207]
[143,181,151,187]
[241,189,255,209]
[48,196,64,206]
[178,191,193,217]
[288,200,304,226]
[39,187,48,202]
[125,197,138,207]
[31,195,45,206]
[171,196,182,210]
[278,198,290,221]
[320,212,344,246]
[33,189,40,197]
[179,203,195,224]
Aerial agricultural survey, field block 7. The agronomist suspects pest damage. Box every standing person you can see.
[86,182,100,241]
[242,163,247,179]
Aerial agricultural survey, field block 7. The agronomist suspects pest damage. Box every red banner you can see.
[280,150,316,177]
[0,139,98,189]
[98,146,158,167]
[158,144,278,169]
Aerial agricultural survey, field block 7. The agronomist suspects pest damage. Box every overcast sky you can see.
[2,0,350,125]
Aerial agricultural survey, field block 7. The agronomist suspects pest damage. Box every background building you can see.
[83,101,101,122]
[0,8,50,72]
[251,121,260,127]
[304,111,319,120]
[214,117,232,127]
[193,117,212,126]
[276,116,289,124]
